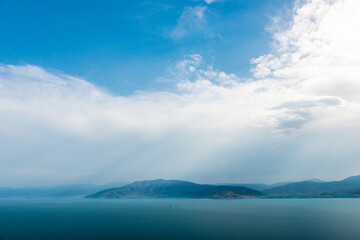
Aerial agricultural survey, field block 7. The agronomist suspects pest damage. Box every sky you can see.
[0,0,360,187]
[0,0,290,94]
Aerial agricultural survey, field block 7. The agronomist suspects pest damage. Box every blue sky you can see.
[1,0,360,186]
[0,0,291,95]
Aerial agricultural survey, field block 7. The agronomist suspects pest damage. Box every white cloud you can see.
[252,0,360,99]
[1,0,360,186]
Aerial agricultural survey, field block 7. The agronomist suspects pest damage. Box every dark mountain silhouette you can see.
[86,179,264,199]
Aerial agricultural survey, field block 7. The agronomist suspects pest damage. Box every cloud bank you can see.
[1,0,360,186]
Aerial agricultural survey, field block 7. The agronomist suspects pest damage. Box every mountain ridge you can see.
[86,179,264,199]
[87,175,360,199]
[264,175,360,197]
[2,175,360,199]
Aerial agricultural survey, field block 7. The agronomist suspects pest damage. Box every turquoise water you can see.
[1,198,360,239]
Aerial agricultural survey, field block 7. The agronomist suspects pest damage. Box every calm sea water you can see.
[0,198,360,240]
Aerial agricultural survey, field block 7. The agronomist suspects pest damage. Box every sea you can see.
[0,198,360,240]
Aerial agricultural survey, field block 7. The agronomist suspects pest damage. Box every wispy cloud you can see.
[170,6,207,40]
[1,0,360,186]
[204,0,222,4]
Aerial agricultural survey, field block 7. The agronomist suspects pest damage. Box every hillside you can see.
[264,175,360,197]
[86,179,264,199]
